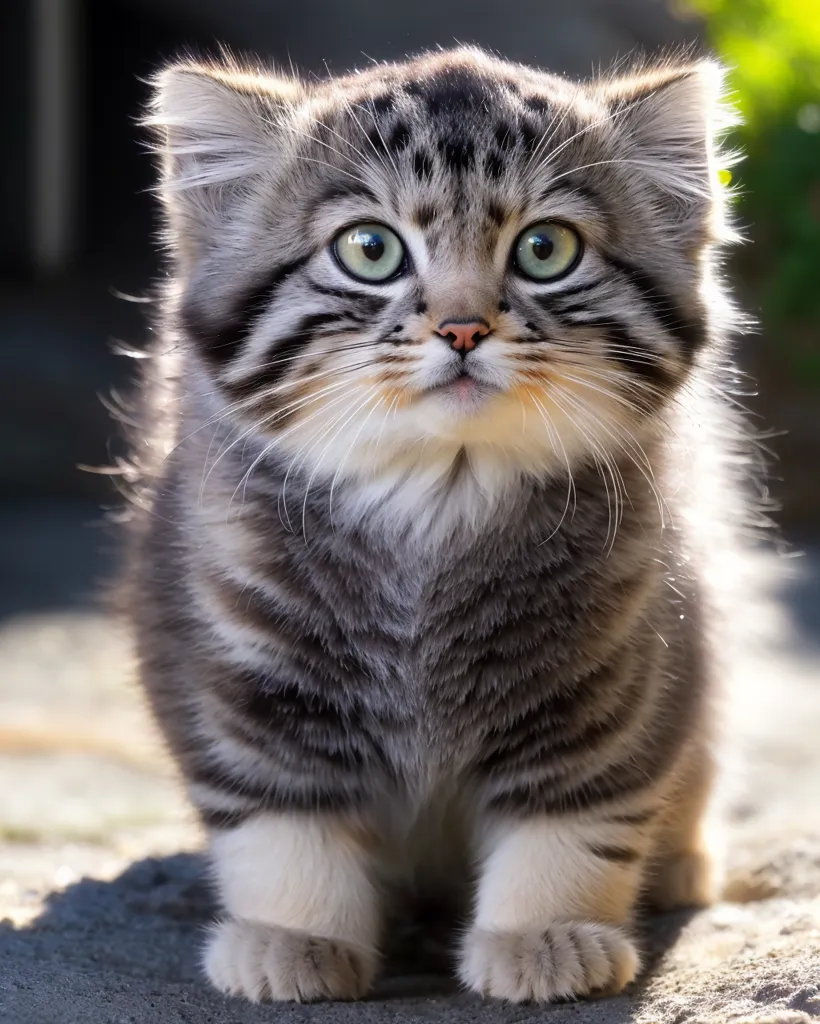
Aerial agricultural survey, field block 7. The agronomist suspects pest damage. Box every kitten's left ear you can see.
[595,60,736,232]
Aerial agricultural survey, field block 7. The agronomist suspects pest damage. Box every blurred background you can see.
[1,0,819,918]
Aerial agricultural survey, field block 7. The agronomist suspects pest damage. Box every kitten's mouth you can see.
[423,370,500,411]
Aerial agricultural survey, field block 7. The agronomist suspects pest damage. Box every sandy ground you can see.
[1,539,819,1024]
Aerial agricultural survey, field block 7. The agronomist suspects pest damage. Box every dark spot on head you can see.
[389,121,412,151]
[498,300,511,313]
[413,149,434,180]
[366,127,387,154]
[523,95,550,114]
[518,121,539,154]
[484,152,504,181]
[494,125,514,151]
[525,321,538,331]
[370,93,397,116]
[422,67,489,117]
[425,93,444,117]
[438,137,474,173]
[416,301,428,315]
[392,324,403,333]
[486,200,507,227]
[413,203,437,229]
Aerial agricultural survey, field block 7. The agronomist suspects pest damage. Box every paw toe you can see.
[204,918,375,1002]
[459,921,639,1003]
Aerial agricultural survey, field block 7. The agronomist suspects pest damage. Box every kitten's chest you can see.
[316,530,533,764]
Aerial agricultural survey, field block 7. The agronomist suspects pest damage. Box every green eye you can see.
[513,221,582,281]
[333,223,406,282]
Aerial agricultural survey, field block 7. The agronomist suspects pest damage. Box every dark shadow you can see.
[0,851,694,1024]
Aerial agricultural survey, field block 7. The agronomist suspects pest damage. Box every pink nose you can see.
[435,319,490,355]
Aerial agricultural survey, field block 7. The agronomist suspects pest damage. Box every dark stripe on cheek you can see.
[605,325,676,391]
[307,281,388,317]
[546,302,676,391]
[550,279,606,299]
[225,311,358,397]
[182,256,310,366]
[606,255,707,354]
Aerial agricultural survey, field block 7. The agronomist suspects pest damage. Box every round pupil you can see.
[358,233,385,262]
[530,234,554,261]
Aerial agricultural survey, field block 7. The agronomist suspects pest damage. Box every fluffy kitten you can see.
[127,46,746,1003]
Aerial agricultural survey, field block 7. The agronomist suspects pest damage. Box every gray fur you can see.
[124,46,753,1001]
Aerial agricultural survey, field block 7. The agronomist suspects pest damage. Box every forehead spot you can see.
[523,94,551,114]
[486,199,508,227]
[412,203,437,229]
[484,152,505,181]
[370,92,397,116]
[413,150,434,180]
[494,124,515,151]
[403,66,494,117]
[388,121,412,152]
[437,137,475,173]
[518,121,540,154]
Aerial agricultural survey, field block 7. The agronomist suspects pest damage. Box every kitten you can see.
[126,46,747,1003]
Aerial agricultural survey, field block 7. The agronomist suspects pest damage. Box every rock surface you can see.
[1,543,819,1023]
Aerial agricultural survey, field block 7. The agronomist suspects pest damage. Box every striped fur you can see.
[125,47,751,1004]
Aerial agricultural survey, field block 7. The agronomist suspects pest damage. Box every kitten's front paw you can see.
[204,918,376,1002]
[459,921,639,1003]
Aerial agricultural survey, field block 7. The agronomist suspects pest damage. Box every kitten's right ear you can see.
[146,61,302,260]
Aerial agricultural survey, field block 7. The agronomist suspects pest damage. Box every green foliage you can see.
[686,0,820,380]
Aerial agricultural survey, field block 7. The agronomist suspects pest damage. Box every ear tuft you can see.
[146,61,302,193]
[145,59,303,265]
[597,59,740,209]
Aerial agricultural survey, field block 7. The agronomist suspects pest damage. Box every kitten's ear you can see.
[146,60,302,259]
[596,60,737,235]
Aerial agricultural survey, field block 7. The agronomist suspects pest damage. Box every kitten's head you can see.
[150,47,735,507]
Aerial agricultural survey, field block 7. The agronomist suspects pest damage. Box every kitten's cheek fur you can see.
[204,814,380,1001]
[458,815,647,1002]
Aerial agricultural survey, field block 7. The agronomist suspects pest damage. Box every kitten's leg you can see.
[203,813,380,1002]
[459,813,654,1003]
[644,751,722,911]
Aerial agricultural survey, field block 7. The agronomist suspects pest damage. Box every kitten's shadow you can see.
[1,852,695,1019]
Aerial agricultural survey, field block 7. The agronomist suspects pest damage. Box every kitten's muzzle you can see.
[436,319,491,358]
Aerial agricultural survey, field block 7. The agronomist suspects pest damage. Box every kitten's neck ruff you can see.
[186,357,670,550]
[332,440,535,544]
